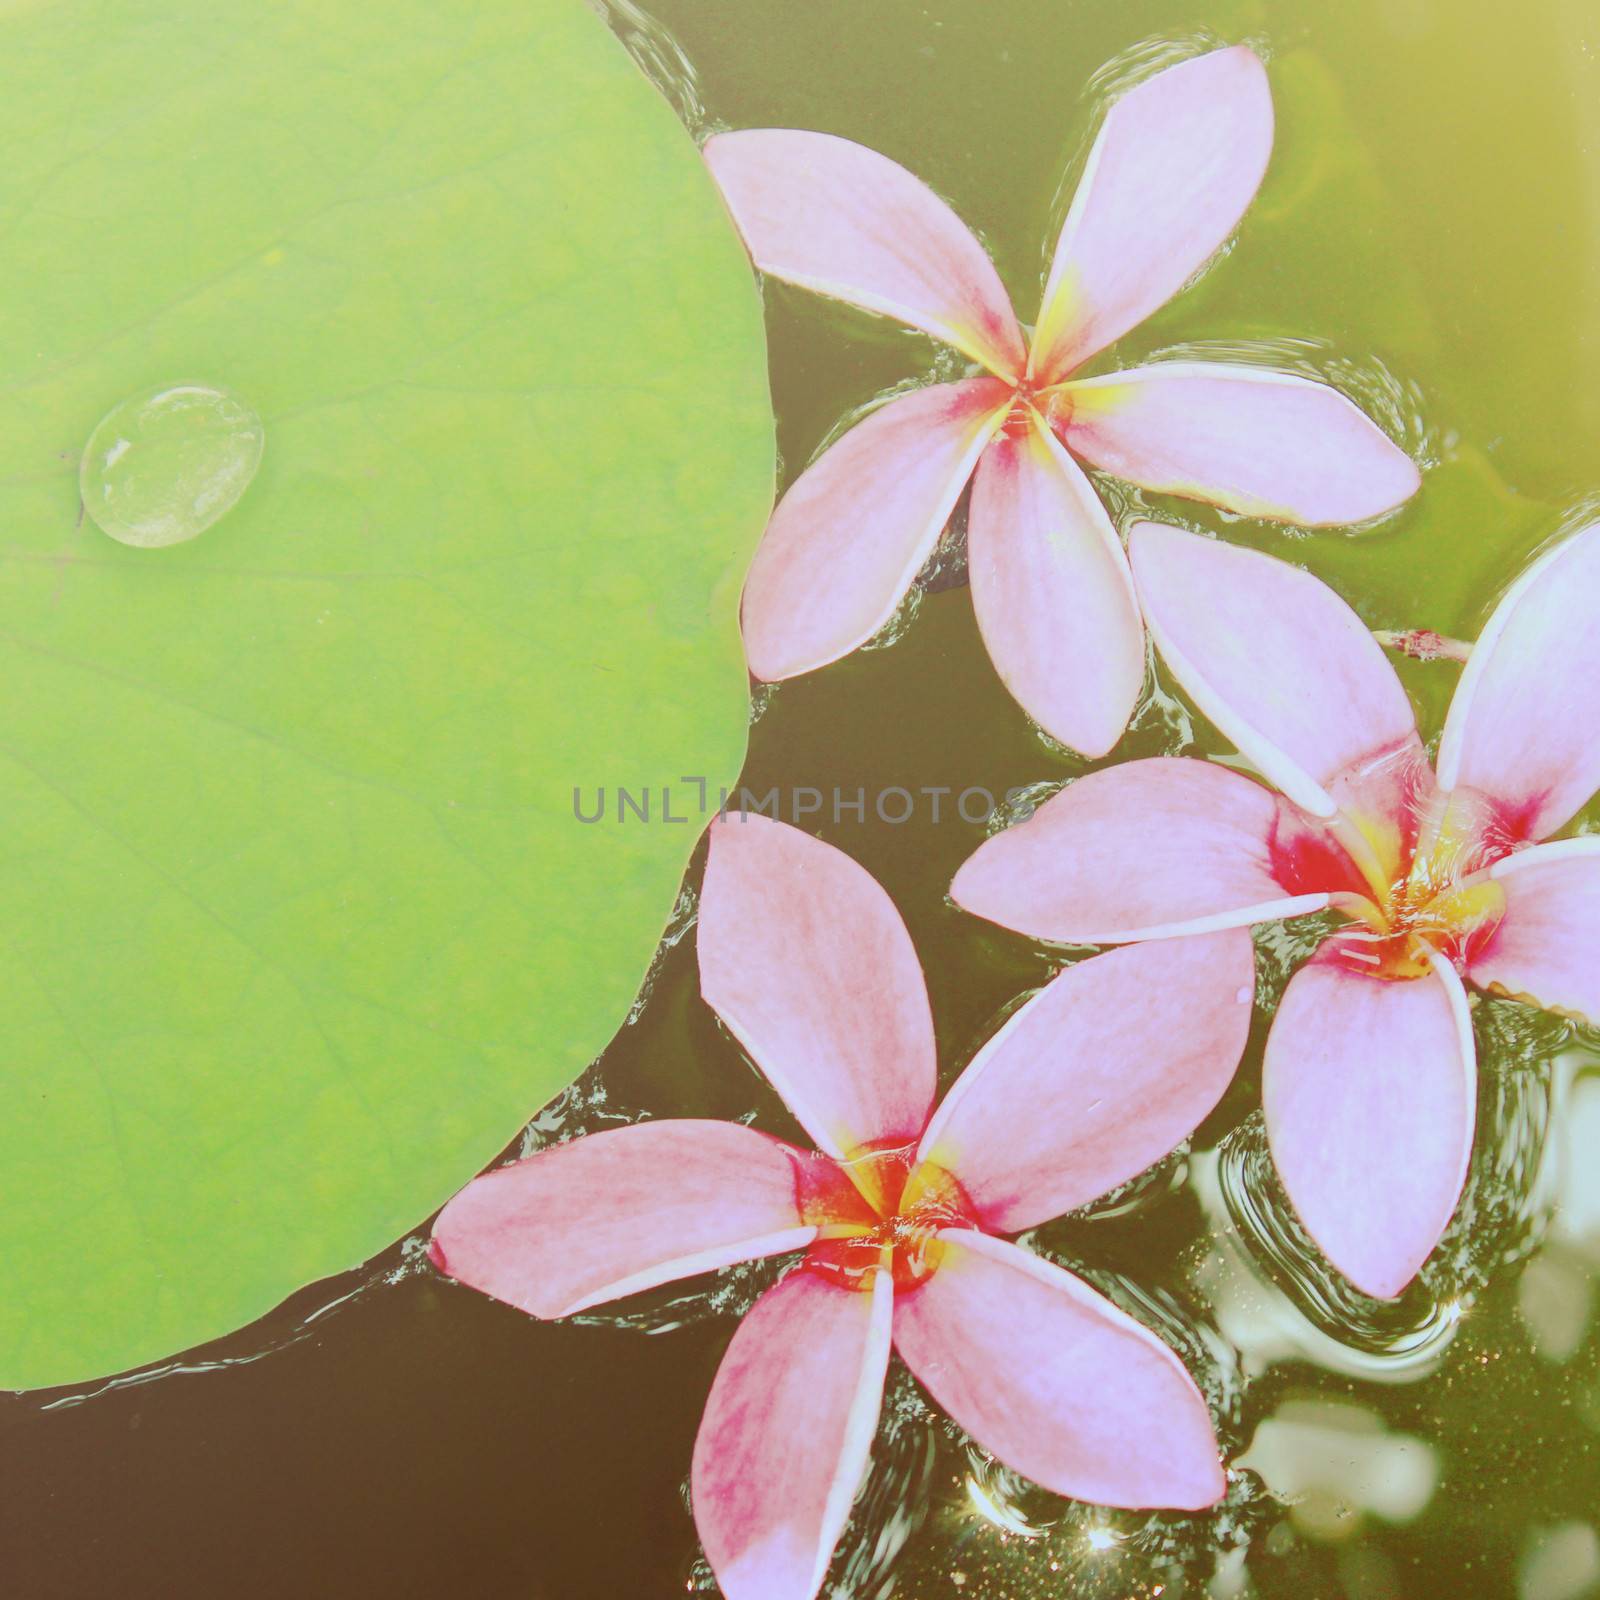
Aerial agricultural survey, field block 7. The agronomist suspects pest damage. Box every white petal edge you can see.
[1437,535,1586,793]
[1058,890,1334,946]
[1140,576,1340,818]
[1489,835,1600,879]
[559,1226,820,1317]
[809,1268,895,1599]
[932,1228,1210,1374]
[1428,947,1478,1221]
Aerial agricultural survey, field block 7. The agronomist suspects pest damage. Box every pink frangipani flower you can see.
[431,813,1258,1600]
[704,46,1419,757]
[952,520,1600,1301]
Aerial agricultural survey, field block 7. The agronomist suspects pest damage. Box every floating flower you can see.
[953,520,1600,1299]
[704,47,1419,756]
[431,813,1257,1600]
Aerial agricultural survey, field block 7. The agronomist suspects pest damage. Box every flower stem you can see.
[1373,628,1471,663]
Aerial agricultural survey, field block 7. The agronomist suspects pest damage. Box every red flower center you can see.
[799,1141,977,1293]
[1000,377,1044,439]
[1270,742,1516,980]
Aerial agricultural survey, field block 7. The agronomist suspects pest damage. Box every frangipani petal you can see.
[1131,522,1417,818]
[694,1267,893,1600]
[699,813,938,1160]
[1472,839,1600,1025]
[1263,950,1476,1300]
[893,1231,1225,1509]
[429,1121,816,1319]
[1436,522,1600,840]
[1030,47,1273,383]
[742,379,1011,681]
[1051,363,1419,525]
[967,416,1144,757]
[918,933,1254,1230]
[704,129,1026,377]
[951,757,1329,942]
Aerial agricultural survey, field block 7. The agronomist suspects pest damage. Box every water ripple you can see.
[1200,1005,1559,1380]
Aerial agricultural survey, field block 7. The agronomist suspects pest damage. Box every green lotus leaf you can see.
[0,0,772,1388]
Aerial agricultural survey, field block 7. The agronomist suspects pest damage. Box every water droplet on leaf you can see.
[80,382,264,548]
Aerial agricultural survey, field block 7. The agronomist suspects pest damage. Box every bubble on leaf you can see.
[80,382,264,548]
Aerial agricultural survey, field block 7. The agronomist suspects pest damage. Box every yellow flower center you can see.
[1323,777,1508,980]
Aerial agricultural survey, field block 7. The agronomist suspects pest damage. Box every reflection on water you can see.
[1237,1398,1438,1540]
[1204,1011,1562,1379]
[1131,335,1441,483]
[1520,1069,1600,1366]
[1201,1130,1470,1381]
[590,0,705,130]
[1520,1521,1600,1600]
[30,1235,433,1413]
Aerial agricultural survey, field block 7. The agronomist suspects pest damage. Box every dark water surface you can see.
[7,1,1600,1596]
